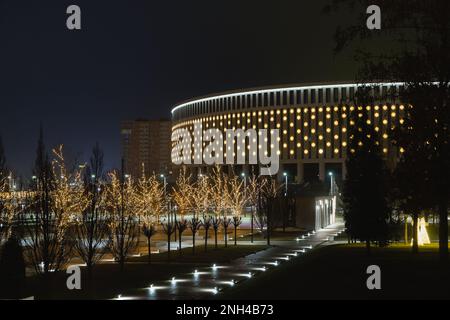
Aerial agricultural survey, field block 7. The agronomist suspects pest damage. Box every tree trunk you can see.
[204,229,208,252]
[214,229,218,249]
[147,237,151,264]
[412,214,419,254]
[267,204,271,246]
[87,264,93,294]
[178,231,182,252]
[439,200,448,262]
[366,240,371,255]
[234,226,237,246]
[224,227,228,248]
[167,231,171,261]
[120,257,124,272]
[192,231,196,254]
[251,210,254,243]
[404,218,408,245]
[174,220,177,242]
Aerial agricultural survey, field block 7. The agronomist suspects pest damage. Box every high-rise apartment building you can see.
[121,119,171,179]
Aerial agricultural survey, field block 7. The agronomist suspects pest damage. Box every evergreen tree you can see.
[343,100,390,253]
[328,0,450,260]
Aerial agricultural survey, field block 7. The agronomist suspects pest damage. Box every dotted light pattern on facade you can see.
[171,83,406,165]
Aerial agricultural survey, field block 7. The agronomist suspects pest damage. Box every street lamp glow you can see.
[283,172,288,196]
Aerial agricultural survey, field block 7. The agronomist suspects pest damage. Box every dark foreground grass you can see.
[220,243,450,300]
[13,245,268,300]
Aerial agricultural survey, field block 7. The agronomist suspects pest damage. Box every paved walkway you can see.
[115,222,345,300]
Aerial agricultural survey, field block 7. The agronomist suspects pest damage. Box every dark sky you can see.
[0,0,359,177]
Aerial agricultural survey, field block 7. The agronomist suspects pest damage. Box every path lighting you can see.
[283,172,288,196]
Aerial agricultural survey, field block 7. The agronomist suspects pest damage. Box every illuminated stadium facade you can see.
[171,82,406,183]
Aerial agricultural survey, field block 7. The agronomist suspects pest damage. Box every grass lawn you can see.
[220,243,450,300]
[130,245,268,264]
[11,245,268,300]
[239,228,308,242]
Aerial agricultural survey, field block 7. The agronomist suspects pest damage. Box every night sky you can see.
[0,0,360,177]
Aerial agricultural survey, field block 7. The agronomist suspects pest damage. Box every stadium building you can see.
[171,82,406,184]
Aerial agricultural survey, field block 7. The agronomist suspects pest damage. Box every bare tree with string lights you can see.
[106,165,139,272]
[226,174,246,246]
[73,143,110,281]
[25,138,88,278]
[247,173,265,243]
[135,167,164,263]
[171,167,193,254]
[210,166,227,248]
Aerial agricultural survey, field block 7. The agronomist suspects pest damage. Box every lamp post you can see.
[329,172,334,196]
[283,172,288,197]
[241,172,247,200]
[160,174,168,221]
[160,174,167,197]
